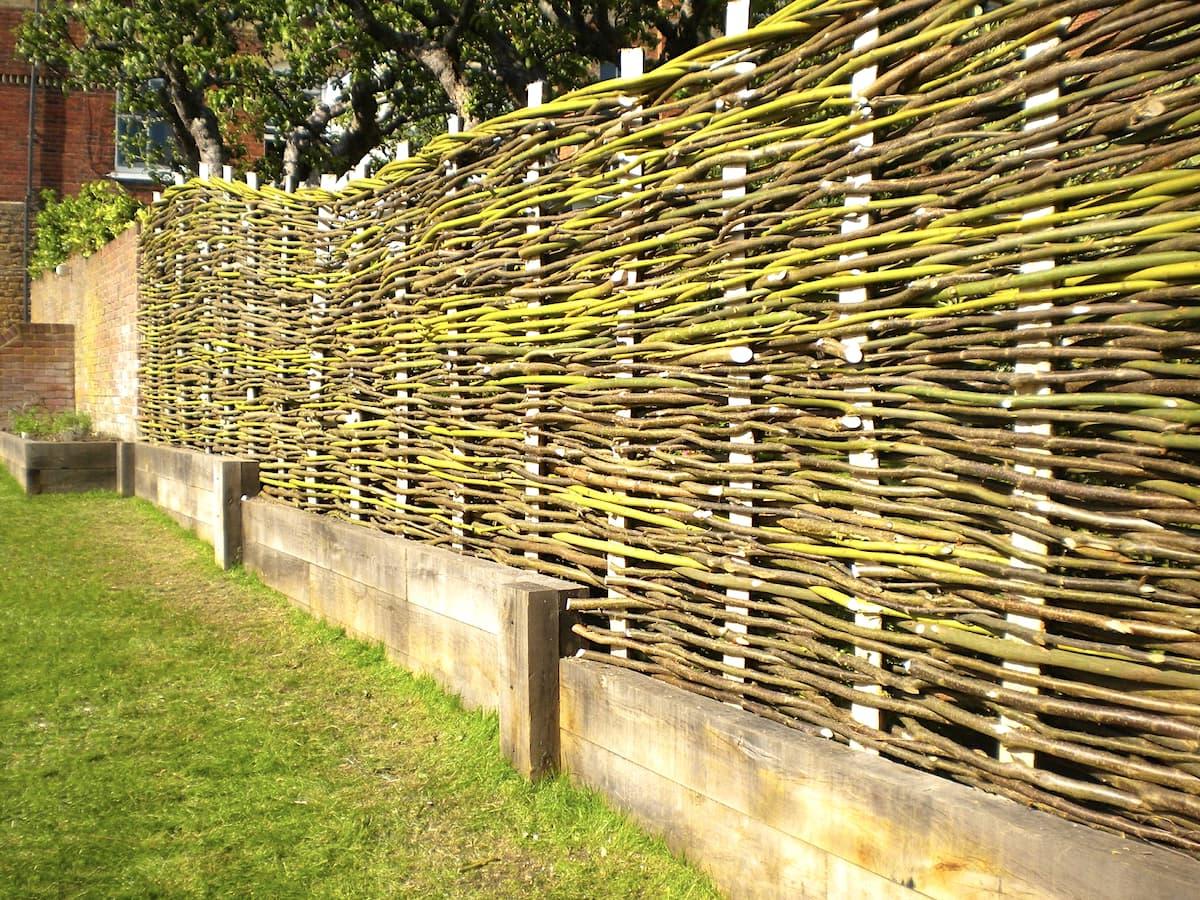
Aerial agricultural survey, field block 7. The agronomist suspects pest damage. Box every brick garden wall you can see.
[31,224,138,439]
[0,322,73,419]
[0,200,21,330]
[0,1,153,337]
[0,4,124,205]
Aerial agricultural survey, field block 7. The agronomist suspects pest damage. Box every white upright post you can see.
[243,172,258,452]
[219,175,234,448]
[524,81,545,561]
[722,0,755,685]
[998,34,1060,768]
[198,170,213,450]
[605,46,644,659]
[445,115,467,550]
[840,10,883,752]
[306,174,335,508]
[393,141,412,520]
[320,171,360,519]
[173,175,185,430]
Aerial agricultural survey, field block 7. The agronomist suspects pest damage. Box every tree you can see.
[20,1,777,183]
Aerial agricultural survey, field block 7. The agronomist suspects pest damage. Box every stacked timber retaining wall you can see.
[0,431,116,494]
[243,495,584,727]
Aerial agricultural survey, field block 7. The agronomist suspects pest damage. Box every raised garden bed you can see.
[0,431,119,495]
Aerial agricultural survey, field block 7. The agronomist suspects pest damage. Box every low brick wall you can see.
[0,431,117,494]
[31,226,139,439]
[0,322,74,416]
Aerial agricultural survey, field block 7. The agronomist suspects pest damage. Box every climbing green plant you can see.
[29,180,141,278]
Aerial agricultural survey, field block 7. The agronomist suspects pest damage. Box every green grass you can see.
[0,472,718,899]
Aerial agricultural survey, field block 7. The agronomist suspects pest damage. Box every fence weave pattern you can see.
[140,0,1200,853]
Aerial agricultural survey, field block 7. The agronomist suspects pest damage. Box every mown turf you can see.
[0,472,717,899]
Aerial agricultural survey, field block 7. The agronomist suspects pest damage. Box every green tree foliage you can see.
[29,181,141,278]
[19,1,783,182]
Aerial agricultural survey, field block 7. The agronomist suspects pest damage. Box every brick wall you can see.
[31,224,138,439]
[1,4,127,204]
[0,321,73,419]
[0,200,21,330]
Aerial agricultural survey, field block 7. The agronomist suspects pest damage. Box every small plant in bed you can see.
[6,406,93,441]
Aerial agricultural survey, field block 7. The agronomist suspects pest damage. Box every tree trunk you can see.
[163,64,226,175]
[417,46,476,126]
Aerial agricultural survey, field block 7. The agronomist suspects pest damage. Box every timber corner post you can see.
[499,581,587,780]
[116,441,135,497]
[213,456,260,570]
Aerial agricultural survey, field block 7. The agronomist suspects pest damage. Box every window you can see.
[114,94,175,178]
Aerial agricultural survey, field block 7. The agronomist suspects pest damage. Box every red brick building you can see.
[0,0,156,330]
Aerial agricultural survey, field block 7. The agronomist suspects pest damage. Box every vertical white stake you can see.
[173,190,185,430]
[524,81,545,562]
[317,171,359,520]
[278,176,294,485]
[999,34,1060,768]
[307,177,334,508]
[606,47,644,659]
[393,141,411,518]
[243,172,258,450]
[219,179,233,448]
[198,162,211,180]
[723,0,755,684]
[840,10,883,752]
[197,181,213,450]
[445,114,466,550]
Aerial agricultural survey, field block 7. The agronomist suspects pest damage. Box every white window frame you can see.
[113,91,174,181]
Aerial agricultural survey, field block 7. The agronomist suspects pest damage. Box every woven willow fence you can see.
[140,0,1200,853]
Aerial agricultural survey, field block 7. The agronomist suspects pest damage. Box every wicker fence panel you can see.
[139,0,1200,853]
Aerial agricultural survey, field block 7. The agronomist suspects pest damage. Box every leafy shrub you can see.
[5,405,93,441]
[29,180,141,278]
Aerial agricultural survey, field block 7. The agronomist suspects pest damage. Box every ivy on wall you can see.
[29,181,141,279]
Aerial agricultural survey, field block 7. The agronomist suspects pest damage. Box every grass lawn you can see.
[0,472,717,899]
